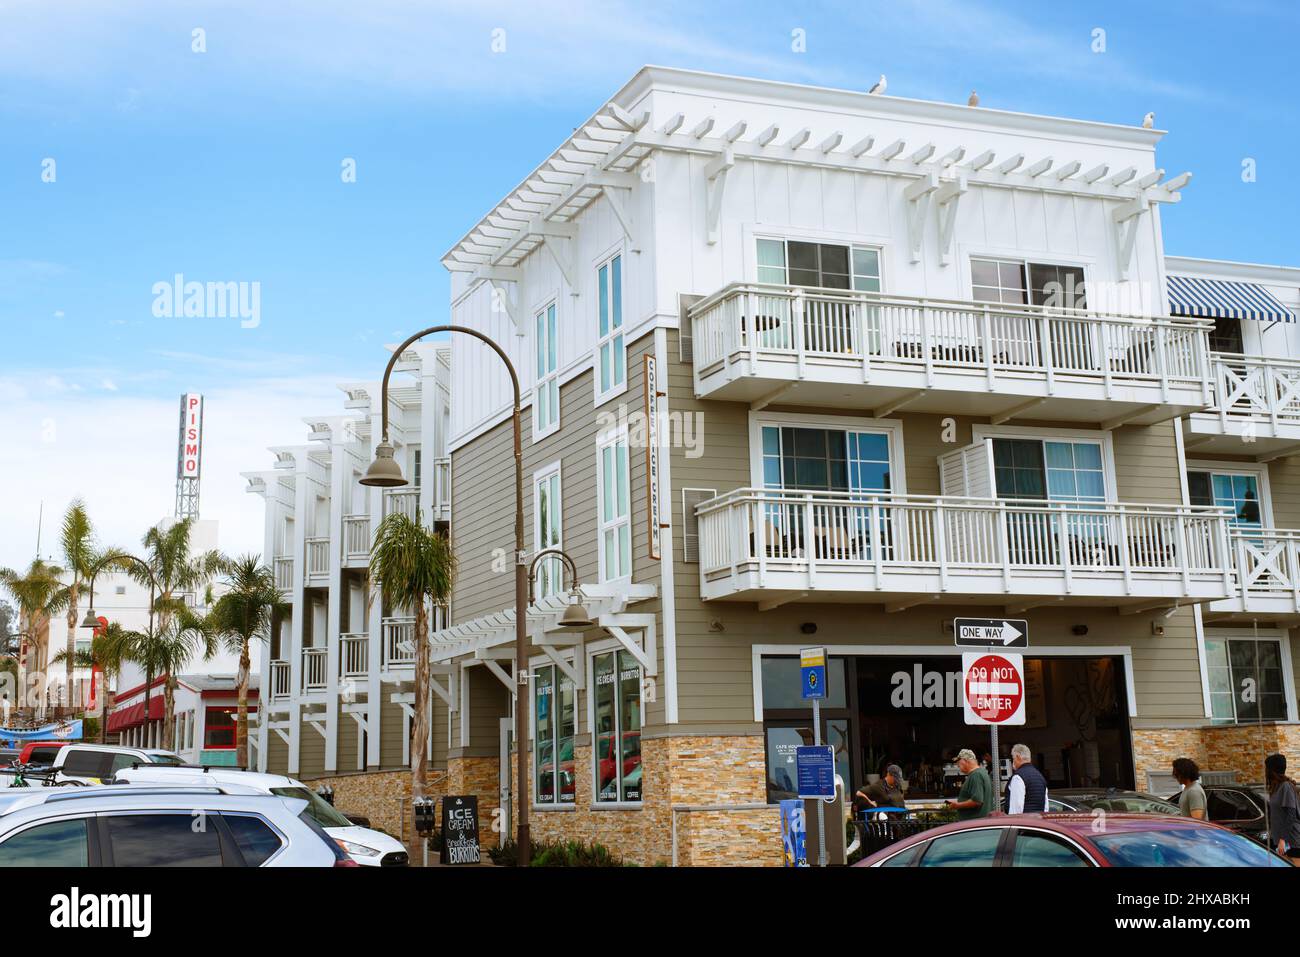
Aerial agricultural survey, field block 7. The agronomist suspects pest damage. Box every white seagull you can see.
[868,74,887,95]
[1142,111,1155,129]
[968,90,979,107]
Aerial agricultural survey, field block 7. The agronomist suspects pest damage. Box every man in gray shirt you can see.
[1172,758,1206,819]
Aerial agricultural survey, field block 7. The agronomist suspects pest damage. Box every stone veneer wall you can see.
[301,767,451,847]
[1132,723,1300,789]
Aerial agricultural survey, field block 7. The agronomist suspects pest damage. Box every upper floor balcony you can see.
[342,515,371,567]
[1208,528,1300,622]
[1183,353,1300,458]
[696,488,1233,610]
[689,284,1211,427]
[273,557,294,594]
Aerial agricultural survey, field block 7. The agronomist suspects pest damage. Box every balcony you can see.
[383,487,421,522]
[695,489,1233,609]
[1183,354,1300,458]
[342,515,371,566]
[270,660,291,699]
[302,647,328,692]
[431,456,451,523]
[304,537,330,583]
[1207,529,1300,622]
[339,633,369,678]
[382,616,416,670]
[273,557,294,593]
[689,284,1211,426]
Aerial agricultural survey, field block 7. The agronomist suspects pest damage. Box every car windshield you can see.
[147,753,185,765]
[271,786,353,828]
[1073,793,1177,815]
[1093,826,1291,867]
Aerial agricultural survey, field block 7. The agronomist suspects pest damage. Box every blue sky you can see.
[1,0,1296,568]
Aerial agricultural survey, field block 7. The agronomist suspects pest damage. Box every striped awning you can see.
[1168,275,1295,323]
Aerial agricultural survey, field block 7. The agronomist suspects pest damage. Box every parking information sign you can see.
[962,652,1026,725]
[796,745,837,799]
[800,646,827,700]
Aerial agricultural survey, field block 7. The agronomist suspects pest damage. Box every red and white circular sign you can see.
[963,653,1025,725]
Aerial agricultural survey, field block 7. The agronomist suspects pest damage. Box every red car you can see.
[12,741,71,768]
[854,813,1293,868]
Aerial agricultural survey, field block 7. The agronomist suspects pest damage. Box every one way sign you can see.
[954,618,1028,649]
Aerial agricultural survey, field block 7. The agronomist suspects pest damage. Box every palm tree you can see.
[368,512,455,800]
[57,500,122,712]
[50,621,136,743]
[120,607,216,750]
[207,555,286,768]
[0,559,70,716]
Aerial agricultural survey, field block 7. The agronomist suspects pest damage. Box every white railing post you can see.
[1118,506,1132,593]
[920,302,935,388]
[793,291,806,379]
[981,304,995,388]
[803,494,816,590]
[870,498,884,588]
[1056,503,1073,593]
[1155,324,1170,403]
[745,290,757,371]
[934,501,948,592]
[1235,534,1249,609]
[1176,511,1190,592]
[996,500,1012,591]
[1039,315,1055,395]
[1100,320,1113,398]
[756,495,768,587]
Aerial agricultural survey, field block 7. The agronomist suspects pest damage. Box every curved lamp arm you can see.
[527,548,582,605]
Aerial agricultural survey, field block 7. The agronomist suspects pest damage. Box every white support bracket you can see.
[934,172,968,266]
[487,279,521,333]
[599,613,657,676]
[1112,195,1149,280]
[903,171,940,264]
[269,722,291,746]
[598,178,638,251]
[544,235,580,294]
[704,148,735,246]
[538,642,584,689]
[430,672,457,711]
[303,712,328,740]
[478,656,518,696]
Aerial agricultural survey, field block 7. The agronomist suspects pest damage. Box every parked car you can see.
[0,783,356,866]
[855,813,1293,867]
[1163,783,1270,845]
[1043,788,1179,815]
[114,765,409,866]
[0,750,19,767]
[0,742,184,788]
[14,741,72,768]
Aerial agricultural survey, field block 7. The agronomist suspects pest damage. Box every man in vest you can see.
[1007,743,1048,813]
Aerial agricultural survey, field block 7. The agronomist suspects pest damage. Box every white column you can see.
[366,392,384,769]
[324,431,346,772]
[288,452,310,776]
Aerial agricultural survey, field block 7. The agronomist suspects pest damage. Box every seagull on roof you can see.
[868,74,886,95]
[1142,111,1155,129]
[968,90,979,107]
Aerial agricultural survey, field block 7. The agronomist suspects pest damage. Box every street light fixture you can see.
[529,548,592,629]
[361,324,536,863]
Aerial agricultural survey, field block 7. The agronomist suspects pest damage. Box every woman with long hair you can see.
[1264,753,1300,859]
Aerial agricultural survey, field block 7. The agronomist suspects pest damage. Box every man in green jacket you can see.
[947,749,995,820]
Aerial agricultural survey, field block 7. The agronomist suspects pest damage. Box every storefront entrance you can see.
[762,653,1135,803]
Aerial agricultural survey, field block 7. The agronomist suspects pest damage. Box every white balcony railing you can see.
[270,660,291,699]
[696,489,1232,602]
[305,537,330,578]
[342,515,371,559]
[1204,353,1300,431]
[1219,528,1300,614]
[339,633,369,678]
[432,457,451,516]
[302,648,328,692]
[384,487,421,522]
[273,557,293,592]
[690,283,1210,397]
[382,616,417,669]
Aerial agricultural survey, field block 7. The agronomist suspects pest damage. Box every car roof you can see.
[0,784,305,822]
[116,766,301,790]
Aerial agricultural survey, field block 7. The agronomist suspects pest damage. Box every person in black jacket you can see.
[1007,743,1048,813]
[1264,753,1300,858]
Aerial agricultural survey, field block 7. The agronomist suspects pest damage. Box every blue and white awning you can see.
[1167,275,1295,323]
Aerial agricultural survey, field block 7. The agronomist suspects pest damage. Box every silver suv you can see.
[0,784,356,867]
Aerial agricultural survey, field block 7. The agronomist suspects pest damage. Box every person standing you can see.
[1264,753,1300,859]
[855,764,906,816]
[1007,743,1048,814]
[1172,758,1206,819]
[947,749,994,820]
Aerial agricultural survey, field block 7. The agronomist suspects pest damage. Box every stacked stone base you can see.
[1132,722,1300,788]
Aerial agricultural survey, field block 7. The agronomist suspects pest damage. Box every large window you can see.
[596,253,625,401]
[1205,637,1288,724]
[592,650,642,803]
[533,465,564,598]
[992,439,1105,503]
[1188,470,1263,529]
[535,301,559,436]
[760,425,892,493]
[597,433,631,581]
[533,664,576,806]
[757,238,881,291]
[204,706,239,749]
[972,258,1087,310]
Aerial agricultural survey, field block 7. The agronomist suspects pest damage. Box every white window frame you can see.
[1202,628,1297,724]
[533,298,560,438]
[594,246,627,406]
[961,251,1096,308]
[971,424,1117,503]
[532,461,564,599]
[596,427,632,583]
[529,660,578,809]
[747,411,907,494]
[743,223,892,287]
[1185,460,1274,528]
[586,644,643,808]
[752,233,885,292]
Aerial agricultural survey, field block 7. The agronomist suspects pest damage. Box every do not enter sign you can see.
[962,652,1026,726]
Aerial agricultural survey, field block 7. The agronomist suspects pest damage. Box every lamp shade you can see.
[558,595,593,629]
[79,609,100,629]
[360,440,408,488]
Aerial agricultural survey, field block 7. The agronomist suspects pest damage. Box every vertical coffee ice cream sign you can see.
[440,795,481,865]
[178,393,204,479]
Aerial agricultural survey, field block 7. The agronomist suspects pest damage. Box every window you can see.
[0,819,89,867]
[533,664,577,806]
[114,585,127,596]
[972,258,1087,310]
[592,650,642,803]
[597,433,631,581]
[1092,826,1289,867]
[992,438,1105,502]
[534,301,559,435]
[106,814,224,867]
[411,447,423,489]
[533,466,563,599]
[223,814,284,866]
[757,238,881,292]
[205,707,238,749]
[62,748,114,779]
[760,426,892,493]
[596,253,625,400]
[1205,637,1288,724]
[918,828,1003,867]
[1188,470,1263,528]
[1208,316,1244,355]
[1011,831,1091,867]
[270,786,353,828]
[1207,789,1262,824]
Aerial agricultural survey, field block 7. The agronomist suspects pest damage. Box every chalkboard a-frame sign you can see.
[440,795,481,865]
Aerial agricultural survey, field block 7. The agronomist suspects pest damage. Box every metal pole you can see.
[814,696,826,867]
[990,725,1002,804]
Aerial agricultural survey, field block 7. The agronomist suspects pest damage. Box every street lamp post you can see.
[359,325,539,863]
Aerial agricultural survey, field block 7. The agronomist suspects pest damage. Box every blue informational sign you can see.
[800,647,827,700]
[796,745,836,799]
[779,799,807,867]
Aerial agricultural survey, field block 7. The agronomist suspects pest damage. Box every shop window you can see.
[592,650,641,803]
[1205,637,1288,723]
[533,664,576,806]
[205,706,238,749]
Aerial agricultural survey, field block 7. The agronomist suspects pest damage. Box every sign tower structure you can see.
[175,393,204,521]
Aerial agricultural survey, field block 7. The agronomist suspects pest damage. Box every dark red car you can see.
[854,813,1293,868]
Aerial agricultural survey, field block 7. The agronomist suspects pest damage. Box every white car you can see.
[114,766,409,866]
[0,783,355,866]
[0,743,185,788]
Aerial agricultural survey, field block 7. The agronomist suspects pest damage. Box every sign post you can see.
[961,651,1026,804]
[799,647,829,867]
